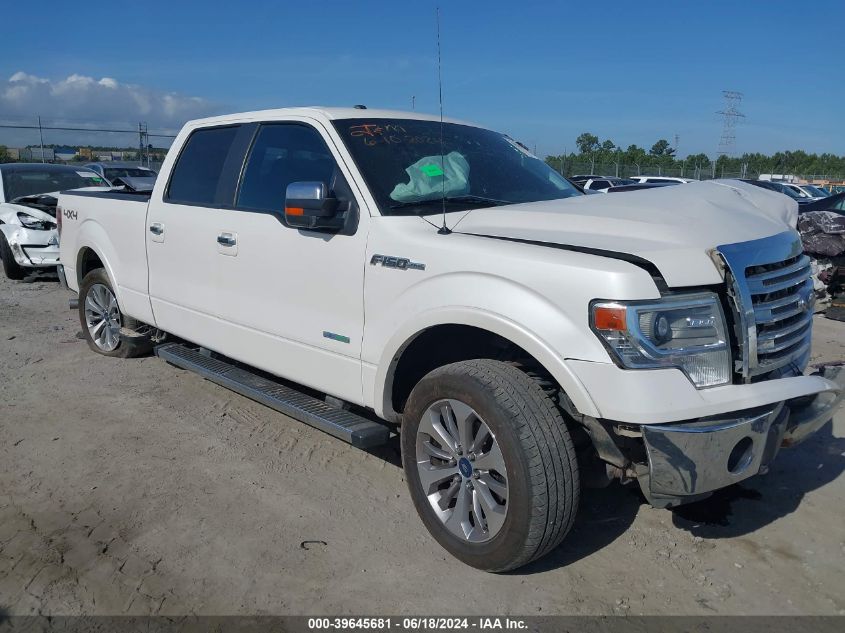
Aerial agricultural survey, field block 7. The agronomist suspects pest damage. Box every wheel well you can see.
[77,247,104,284]
[390,325,547,415]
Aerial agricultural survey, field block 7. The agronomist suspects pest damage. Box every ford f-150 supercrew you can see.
[57,107,844,572]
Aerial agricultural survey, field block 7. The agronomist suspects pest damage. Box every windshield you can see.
[333,118,581,215]
[804,185,829,197]
[777,184,803,199]
[2,168,108,202]
[104,167,155,181]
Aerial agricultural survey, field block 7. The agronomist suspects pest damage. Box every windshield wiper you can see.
[389,194,513,210]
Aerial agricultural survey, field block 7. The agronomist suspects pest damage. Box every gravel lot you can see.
[0,271,843,616]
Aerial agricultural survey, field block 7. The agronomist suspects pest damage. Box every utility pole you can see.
[138,122,150,166]
[411,95,415,110]
[38,116,45,163]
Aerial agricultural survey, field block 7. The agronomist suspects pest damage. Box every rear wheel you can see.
[402,359,579,572]
[78,269,152,358]
[0,232,26,280]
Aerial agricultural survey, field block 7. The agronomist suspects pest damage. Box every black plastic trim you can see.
[53,190,151,202]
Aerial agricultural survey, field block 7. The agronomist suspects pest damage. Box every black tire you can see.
[0,231,26,280]
[78,268,153,358]
[402,359,579,572]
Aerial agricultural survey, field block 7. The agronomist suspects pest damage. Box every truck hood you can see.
[452,179,798,287]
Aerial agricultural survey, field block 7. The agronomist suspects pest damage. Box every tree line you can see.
[544,132,845,178]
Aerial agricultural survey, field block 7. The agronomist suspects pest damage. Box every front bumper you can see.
[0,225,59,268]
[636,364,844,507]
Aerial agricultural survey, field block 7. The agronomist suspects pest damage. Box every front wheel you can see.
[78,269,152,358]
[402,359,579,572]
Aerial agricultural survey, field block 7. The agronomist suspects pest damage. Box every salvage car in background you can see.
[801,192,845,214]
[743,179,816,205]
[606,182,679,193]
[0,164,109,279]
[794,192,845,321]
[783,183,830,200]
[628,175,696,185]
[570,175,633,192]
[84,162,157,187]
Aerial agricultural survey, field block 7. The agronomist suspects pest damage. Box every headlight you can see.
[590,292,731,388]
[17,212,55,231]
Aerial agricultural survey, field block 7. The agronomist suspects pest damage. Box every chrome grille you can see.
[716,232,814,380]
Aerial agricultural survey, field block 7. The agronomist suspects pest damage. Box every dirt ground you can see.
[0,270,843,617]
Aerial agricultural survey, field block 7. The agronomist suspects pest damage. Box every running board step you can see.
[155,343,390,448]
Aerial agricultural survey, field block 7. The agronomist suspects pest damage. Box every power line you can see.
[0,123,176,138]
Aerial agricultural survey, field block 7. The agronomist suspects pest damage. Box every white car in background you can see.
[83,162,157,189]
[0,163,109,279]
[570,176,632,192]
[628,176,697,185]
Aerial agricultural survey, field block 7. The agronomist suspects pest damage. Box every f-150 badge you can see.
[370,254,425,271]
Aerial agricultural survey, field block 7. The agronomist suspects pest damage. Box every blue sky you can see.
[1,0,842,157]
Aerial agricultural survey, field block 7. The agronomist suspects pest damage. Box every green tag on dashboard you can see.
[420,163,444,177]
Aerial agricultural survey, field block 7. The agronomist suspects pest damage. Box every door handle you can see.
[217,233,237,247]
[149,223,164,235]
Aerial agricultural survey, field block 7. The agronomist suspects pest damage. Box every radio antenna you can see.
[436,6,451,235]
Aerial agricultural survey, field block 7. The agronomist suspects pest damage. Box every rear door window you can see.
[166,126,240,205]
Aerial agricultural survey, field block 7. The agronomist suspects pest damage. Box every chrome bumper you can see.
[638,365,844,507]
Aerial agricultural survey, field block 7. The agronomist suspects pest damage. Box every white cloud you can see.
[1,71,218,133]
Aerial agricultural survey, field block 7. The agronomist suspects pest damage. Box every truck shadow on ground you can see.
[20,270,59,284]
[516,421,844,574]
[670,421,844,539]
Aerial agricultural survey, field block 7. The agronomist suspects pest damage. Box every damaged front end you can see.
[0,222,60,268]
[568,364,844,508]
[0,198,60,268]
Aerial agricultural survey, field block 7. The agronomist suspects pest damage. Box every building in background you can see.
[95,151,126,161]
[20,147,55,161]
[54,147,78,162]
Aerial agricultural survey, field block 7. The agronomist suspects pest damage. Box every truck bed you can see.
[58,188,154,324]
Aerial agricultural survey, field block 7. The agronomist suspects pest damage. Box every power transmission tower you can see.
[716,91,744,157]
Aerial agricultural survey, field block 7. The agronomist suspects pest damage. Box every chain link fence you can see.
[548,160,844,183]
[0,119,174,172]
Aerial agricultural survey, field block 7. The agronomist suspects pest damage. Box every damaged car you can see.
[0,163,109,279]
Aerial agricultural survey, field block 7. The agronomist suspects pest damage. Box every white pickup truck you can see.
[57,107,844,572]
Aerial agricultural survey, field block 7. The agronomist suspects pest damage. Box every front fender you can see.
[365,272,609,421]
